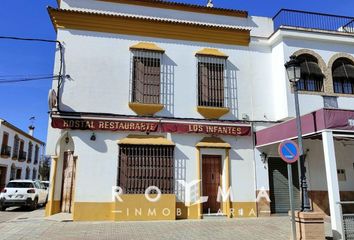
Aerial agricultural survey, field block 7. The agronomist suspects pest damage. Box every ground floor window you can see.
[118,145,174,194]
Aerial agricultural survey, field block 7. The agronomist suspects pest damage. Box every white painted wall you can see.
[54,28,272,121]
[52,130,254,203]
[0,122,42,185]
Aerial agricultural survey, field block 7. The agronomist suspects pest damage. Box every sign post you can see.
[278,140,300,240]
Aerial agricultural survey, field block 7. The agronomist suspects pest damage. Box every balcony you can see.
[1,145,11,158]
[273,9,354,34]
[18,151,27,162]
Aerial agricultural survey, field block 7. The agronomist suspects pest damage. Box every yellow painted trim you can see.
[45,157,58,216]
[196,147,202,219]
[118,135,175,146]
[230,202,257,218]
[114,194,176,221]
[73,202,114,221]
[130,42,165,53]
[224,149,231,217]
[129,102,164,116]
[196,48,228,58]
[197,106,230,119]
[176,202,200,219]
[48,8,250,46]
[45,201,61,217]
[196,137,231,149]
[97,0,248,18]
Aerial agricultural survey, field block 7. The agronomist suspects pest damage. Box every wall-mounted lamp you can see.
[260,152,268,165]
[90,132,96,141]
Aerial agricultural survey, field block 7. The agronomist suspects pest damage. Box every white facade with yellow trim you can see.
[45,0,354,222]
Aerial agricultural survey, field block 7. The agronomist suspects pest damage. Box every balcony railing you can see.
[18,151,27,162]
[273,9,354,34]
[1,145,11,157]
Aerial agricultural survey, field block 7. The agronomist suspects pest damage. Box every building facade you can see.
[45,0,354,235]
[0,119,44,190]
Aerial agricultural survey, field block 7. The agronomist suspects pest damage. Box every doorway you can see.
[0,166,7,190]
[61,151,76,213]
[268,157,301,214]
[202,155,221,214]
[16,168,22,179]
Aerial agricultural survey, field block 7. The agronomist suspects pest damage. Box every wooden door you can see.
[202,155,221,213]
[61,151,76,213]
[0,166,7,190]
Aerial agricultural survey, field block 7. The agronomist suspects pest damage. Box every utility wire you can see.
[0,75,60,84]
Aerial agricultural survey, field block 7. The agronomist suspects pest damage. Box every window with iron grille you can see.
[118,145,174,194]
[12,135,19,159]
[34,145,39,164]
[332,58,354,94]
[197,56,226,107]
[297,54,324,92]
[130,50,162,104]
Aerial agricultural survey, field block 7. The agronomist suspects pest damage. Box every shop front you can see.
[45,113,255,221]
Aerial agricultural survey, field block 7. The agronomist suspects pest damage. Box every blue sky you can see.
[0,0,354,144]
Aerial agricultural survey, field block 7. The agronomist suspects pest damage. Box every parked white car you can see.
[0,180,48,211]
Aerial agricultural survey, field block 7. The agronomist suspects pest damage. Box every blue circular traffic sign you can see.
[278,140,300,164]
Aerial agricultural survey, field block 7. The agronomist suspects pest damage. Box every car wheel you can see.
[0,206,6,211]
[31,198,38,211]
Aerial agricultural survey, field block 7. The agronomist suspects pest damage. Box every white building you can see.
[0,119,44,190]
[45,0,354,237]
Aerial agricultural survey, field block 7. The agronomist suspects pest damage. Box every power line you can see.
[0,75,60,84]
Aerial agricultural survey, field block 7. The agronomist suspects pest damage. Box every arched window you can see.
[297,54,324,92]
[332,58,354,94]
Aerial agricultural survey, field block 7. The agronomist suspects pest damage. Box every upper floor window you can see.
[297,54,324,92]
[1,132,10,157]
[197,55,227,108]
[27,142,33,163]
[34,145,39,165]
[12,135,19,159]
[130,45,164,105]
[332,58,354,94]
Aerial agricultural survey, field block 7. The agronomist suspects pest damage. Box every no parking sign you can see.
[278,140,300,164]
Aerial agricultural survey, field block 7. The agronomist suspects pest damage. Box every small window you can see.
[197,56,226,107]
[131,50,162,104]
[332,58,354,94]
[337,169,347,181]
[118,145,174,194]
[297,54,324,92]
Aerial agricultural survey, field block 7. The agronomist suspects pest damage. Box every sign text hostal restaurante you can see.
[51,117,251,136]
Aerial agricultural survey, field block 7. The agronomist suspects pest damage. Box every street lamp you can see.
[284,56,311,212]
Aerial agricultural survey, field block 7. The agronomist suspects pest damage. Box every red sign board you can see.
[51,117,251,136]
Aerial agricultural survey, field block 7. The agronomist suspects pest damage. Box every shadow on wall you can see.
[223,60,239,119]
[158,54,177,117]
[174,147,187,202]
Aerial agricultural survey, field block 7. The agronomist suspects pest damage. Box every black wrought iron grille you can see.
[197,56,226,108]
[273,9,354,34]
[131,51,162,104]
[118,145,174,194]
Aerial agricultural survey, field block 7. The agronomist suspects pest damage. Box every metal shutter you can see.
[268,157,301,214]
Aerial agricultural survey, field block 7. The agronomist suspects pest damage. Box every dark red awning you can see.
[256,108,354,147]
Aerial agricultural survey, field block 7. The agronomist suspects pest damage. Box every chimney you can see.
[29,125,35,136]
[207,0,213,8]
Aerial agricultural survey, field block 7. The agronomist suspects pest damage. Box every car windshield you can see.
[6,182,34,188]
